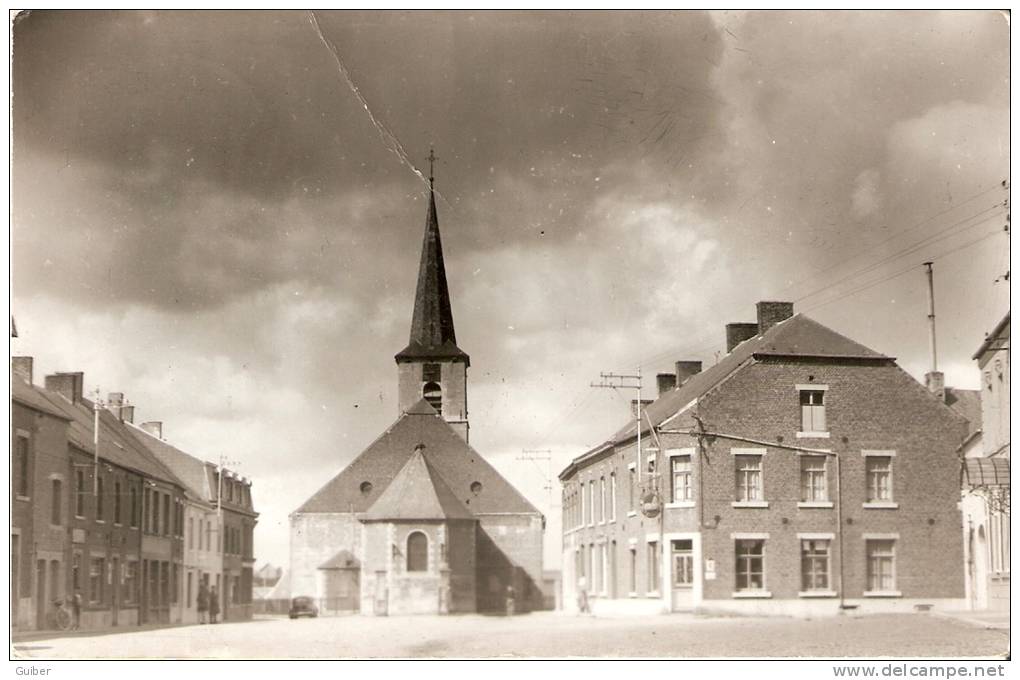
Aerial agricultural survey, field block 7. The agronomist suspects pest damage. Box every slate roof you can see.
[124,423,216,506]
[606,314,891,447]
[295,398,538,516]
[945,388,982,440]
[12,379,73,420]
[394,189,470,365]
[362,449,474,521]
[26,386,183,486]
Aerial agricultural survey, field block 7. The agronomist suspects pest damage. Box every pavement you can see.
[10,611,1010,659]
[931,610,1010,630]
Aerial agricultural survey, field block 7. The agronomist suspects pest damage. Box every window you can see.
[114,482,122,524]
[735,455,763,502]
[800,456,827,502]
[588,481,595,525]
[162,494,170,535]
[89,558,105,603]
[647,452,657,476]
[609,472,617,521]
[130,487,138,527]
[407,532,428,572]
[51,479,62,525]
[866,539,896,592]
[671,455,693,502]
[96,477,105,521]
[76,470,87,517]
[866,457,893,502]
[422,381,442,415]
[151,489,159,533]
[647,541,660,593]
[800,539,831,591]
[172,565,180,604]
[735,539,765,592]
[15,435,30,497]
[628,464,636,512]
[800,389,826,432]
[188,518,194,549]
[187,572,193,609]
[422,363,441,383]
[599,477,606,523]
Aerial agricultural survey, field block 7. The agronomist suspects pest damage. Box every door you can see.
[11,535,19,628]
[111,558,119,626]
[671,539,694,611]
[35,560,46,629]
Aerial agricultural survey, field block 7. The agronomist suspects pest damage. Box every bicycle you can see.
[52,597,72,631]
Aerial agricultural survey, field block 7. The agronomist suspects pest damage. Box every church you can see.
[289,169,545,615]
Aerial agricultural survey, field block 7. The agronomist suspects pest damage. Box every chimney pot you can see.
[674,361,703,386]
[655,373,677,395]
[725,323,759,353]
[12,356,33,385]
[756,301,795,335]
[44,372,84,404]
[141,421,163,440]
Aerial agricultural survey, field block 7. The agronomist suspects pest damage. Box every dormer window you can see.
[423,382,442,415]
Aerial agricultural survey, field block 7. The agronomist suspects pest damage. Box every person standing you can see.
[504,584,516,617]
[576,577,590,615]
[70,590,83,630]
[196,582,209,624]
[208,585,220,624]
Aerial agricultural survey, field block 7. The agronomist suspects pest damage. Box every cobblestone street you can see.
[12,612,1009,659]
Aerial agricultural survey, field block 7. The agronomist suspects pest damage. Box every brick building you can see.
[290,179,545,615]
[560,301,968,616]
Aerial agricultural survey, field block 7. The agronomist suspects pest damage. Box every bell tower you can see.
[394,151,470,441]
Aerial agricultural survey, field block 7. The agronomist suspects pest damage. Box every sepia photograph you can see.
[7,9,1011,667]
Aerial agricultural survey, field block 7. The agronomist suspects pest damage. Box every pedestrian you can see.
[504,584,516,617]
[576,577,590,615]
[197,582,209,624]
[208,585,220,624]
[70,590,83,630]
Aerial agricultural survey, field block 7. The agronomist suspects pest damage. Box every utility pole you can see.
[923,261,938,373]
[591,370,644,483]
[517,449,554,508]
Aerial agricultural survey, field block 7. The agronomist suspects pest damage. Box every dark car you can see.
[288,596,319,619]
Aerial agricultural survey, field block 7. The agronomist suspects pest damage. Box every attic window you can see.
[470,481,482,495]
[360,481,373,495]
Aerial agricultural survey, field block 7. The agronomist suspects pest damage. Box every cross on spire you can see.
[427,147,438,187]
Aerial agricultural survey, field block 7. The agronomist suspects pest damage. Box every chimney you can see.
[107,392,124,419]
[12,356,33,385]
[726,322,759,352]
[656,373,677,395]
[45,372,84,404]
[630,399,653,418]
[674,361,702,386]
[120,405,135,424]
[141,421,163,439]
[757,301,795,335]
[925,371,946,403]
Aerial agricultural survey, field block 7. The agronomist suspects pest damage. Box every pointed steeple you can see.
[395,156,469,365]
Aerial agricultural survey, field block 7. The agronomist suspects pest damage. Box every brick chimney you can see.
[725,323,759,352]
[925,371,946,403]
[656,373,677,395]
[45,372,84,404]
[757,301,795,335]
[12,356,33,385]
[120,405,135,424]
[630,399,653,418]
[107,392,124,419]
[141,421,163,439]
[674,361,702,387]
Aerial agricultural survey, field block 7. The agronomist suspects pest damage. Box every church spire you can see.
[395,151,470,366]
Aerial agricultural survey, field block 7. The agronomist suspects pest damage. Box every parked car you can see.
[289,596,319,619]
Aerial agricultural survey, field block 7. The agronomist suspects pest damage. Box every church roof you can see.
[294,398,538,516]
[361,448,474,521]
[395,189,470,365]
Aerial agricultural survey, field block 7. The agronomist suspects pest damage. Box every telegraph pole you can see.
[923,262,938,373]
[590,371,643,482]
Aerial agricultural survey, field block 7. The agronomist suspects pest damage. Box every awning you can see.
[963,457,1010,488]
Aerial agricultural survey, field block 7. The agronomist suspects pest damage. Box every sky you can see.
[11,10,1011,570]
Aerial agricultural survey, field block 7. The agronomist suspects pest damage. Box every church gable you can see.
[294,399,539,516]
